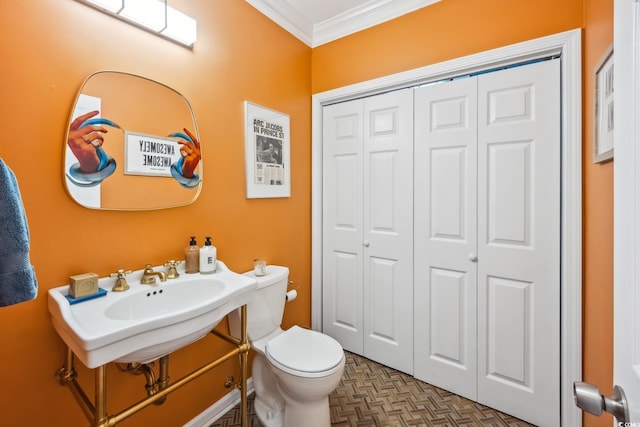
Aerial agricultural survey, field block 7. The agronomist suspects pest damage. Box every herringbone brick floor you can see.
[210,352,533,427]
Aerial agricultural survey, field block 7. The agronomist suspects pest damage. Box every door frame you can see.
[311,29,582,426]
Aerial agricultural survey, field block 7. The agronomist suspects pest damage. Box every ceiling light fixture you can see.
[78,0,197,48]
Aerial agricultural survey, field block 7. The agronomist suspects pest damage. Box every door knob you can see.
[469,253,477,262]
[573,381,629,423]
[363,240,370,247]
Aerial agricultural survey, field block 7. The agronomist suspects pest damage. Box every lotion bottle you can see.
[200,236,217,274]
[184,236,199,274]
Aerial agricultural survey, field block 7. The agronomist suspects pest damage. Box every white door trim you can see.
[311,29,582,426]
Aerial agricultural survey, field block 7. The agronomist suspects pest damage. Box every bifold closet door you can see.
[362,90,414,374]
[414,59,561,427]
[413,76,479,400]
[323,89,414,374]
[476,59,560,427]
[322,100,364,355]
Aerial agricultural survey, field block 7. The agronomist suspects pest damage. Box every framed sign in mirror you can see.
[64,71,202,210]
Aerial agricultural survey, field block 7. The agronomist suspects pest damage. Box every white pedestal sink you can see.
[48,261,256,368]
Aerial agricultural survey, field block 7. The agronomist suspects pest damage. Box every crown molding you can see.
[246,0,441,47]
[246,0,314,45]
[314,0,440,47]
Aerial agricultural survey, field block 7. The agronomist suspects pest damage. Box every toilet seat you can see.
[265,326,344,378]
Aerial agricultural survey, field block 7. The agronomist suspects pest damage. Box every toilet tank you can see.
[229,265,289,341]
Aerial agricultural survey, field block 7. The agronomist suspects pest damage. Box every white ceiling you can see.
[245,0,441,47]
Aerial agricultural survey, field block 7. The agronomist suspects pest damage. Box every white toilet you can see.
[229,265,345,427]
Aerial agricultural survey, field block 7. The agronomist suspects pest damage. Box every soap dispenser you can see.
[200,236,217,274]
[184,236,199,274]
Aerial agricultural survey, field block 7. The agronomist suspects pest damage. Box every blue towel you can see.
[0,158,37,306]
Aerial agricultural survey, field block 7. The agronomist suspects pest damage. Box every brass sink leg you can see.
[57,348,95,423]
[240,304,248,427]
[210,306,250,427]
[95,365,109,427]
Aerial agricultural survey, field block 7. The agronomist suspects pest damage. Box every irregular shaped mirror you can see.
[64,71,202,210]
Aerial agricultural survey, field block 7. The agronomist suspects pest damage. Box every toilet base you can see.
[254,393,331,427]
[252,352,342,427]
[280,392,330,427]
[252,355,285,427]
[254,396,284,427]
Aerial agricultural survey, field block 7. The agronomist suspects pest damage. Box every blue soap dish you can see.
[65,287,108,305]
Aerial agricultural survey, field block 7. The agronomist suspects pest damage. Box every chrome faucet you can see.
[141,264,167,285]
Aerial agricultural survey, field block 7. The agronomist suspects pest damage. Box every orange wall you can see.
[312,0,583,93]
[0,1,311,426]
[0,0,615,426]
[583,0,614,426]
[313,1,612,427]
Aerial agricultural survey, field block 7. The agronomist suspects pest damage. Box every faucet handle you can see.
[109,269,132,292]
[110,269,132,278]
[165,260,181,279]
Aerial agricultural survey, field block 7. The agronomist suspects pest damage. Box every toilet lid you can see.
[265,326,344,375]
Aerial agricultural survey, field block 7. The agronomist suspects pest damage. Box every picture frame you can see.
[593,45,614,163]
[244,101,291,198]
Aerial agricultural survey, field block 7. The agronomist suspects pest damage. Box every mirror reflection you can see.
[64,71,202,210]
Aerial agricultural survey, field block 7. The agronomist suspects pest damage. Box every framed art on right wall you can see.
[594,45,614,163]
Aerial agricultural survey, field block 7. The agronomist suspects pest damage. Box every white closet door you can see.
[362,89,414,374]
[414,77,479,399]
[322,100,364,354]
[323,89,414,373]
[414,59,560,426]
[477,59,560,427]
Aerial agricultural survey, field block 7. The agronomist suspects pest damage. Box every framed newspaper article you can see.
[244,101,291,198]
[593,45,614,163]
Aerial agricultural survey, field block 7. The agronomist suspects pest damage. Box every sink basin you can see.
[48,261,256,368]
[104,280,227,321]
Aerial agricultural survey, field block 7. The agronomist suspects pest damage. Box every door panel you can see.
[332,252,359,332]
[368,256,398,339]
[485,276,532,386]
[363,89,414,374]
[429,267,468,363]
[430,147,467,240]
[414,76,478,399]
[477,59,560,427]
[369,151,396,229]
[334,155,359,228]
[322,102,364,354]
[486,141,532,246]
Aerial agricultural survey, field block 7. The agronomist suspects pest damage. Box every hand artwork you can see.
[68,110,108,173]
[66,110,121,187]
[169,128,202,188]
[177,128,201,178]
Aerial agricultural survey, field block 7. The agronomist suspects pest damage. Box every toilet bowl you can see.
[229,266,345,427]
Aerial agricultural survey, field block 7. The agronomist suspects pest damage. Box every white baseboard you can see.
[184,378,254,427]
